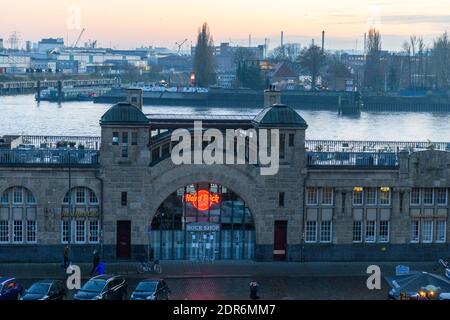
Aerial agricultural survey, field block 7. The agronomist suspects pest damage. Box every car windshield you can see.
[81,279,107,293]
[27,283,50,294]
[135,282,157,292]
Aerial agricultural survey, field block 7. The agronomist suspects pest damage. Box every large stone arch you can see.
[146,158,263,243]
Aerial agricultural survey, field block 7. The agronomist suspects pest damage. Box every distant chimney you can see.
[264,85,281,108]
[126,88,143,111]
[321,31,325,52]
[281,31,284,48]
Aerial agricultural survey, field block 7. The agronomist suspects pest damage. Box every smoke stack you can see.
[281,31,284,48]
[126,88,143,111]
[264,85,281,108]
[321,31,325,52]
[364,33,367,54]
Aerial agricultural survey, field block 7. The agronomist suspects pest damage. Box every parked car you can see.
[74,275,127,300]
[0,278,24,300]
[20,280,66,301]
[130,279,171,300]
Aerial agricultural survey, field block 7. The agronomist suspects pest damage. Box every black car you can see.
[74,275,127,300]
[21,280,66,301]
[130,279,171,300]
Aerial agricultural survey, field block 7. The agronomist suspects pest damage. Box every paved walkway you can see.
[0,260,438,280]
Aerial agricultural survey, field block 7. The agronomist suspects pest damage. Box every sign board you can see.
[186,222,220,232]
[395,265,410,276]
[184,190,221,211]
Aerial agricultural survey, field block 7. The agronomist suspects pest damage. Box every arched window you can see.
[61,187,100,244]
[0,187,37,244]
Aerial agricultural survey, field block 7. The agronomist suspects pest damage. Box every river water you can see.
[1,94,450,141]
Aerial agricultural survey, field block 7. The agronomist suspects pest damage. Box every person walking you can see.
[63,245,70,269]
[90,250,100,276]
[249,281,260,300]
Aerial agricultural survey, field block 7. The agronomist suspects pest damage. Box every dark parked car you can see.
[21,280,66,301]
[74,275,127,300]
[0,278,24,300]
[130,279,171,300]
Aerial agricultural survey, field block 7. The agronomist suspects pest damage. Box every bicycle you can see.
[137,259,162,274]
[433,258,450,271]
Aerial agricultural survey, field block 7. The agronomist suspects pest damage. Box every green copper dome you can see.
[100,102,149,125]
[252,104,308,128]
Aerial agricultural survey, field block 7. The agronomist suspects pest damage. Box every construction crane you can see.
[72,28,86,48]
[175,39,188,54]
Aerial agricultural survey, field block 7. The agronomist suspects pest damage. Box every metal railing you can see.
[0,149,99,167]
[305,140,450,153]
[307,152,399,168]
[21,136,102,150]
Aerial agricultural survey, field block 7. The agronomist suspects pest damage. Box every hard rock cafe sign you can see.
[184,190,221,211]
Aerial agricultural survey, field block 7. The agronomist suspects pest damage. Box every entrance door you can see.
[274,221,287,261]
[188,231,217,261]
[116,221,131,259]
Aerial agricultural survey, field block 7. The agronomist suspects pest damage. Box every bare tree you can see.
[431,32,450,90]
[298,44,326,91]
[193,22,216,87]
[364,28,383,92]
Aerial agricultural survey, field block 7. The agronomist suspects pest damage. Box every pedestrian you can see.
[63,245,70,269]
[90,250,100,276]
[249,281,259,300]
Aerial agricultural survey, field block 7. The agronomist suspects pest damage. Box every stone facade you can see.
[0,100,449,263]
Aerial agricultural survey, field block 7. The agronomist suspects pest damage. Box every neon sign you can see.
[184,190,221,211]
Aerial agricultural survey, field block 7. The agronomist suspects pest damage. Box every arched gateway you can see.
[151,182,256,261]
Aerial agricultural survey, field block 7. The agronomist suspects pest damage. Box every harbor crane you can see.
[72,28,86,48]
[175,39,188,54]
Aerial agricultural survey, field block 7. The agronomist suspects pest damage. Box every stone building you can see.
[0,89,449,262]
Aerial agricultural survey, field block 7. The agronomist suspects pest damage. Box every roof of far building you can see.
[100,102,149,125]
[253,104,308,128]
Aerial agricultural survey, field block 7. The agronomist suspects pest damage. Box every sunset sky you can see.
[1,0,450,51]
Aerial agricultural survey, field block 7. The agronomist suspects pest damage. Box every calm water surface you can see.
[1,95,450,141]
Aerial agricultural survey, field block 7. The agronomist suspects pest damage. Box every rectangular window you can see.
[410,188,420,205]
[436,221,446,243]
[1,192,8,204]
[422,220,433,243]
[352,221,362,242]
[436,188,448,206]
[89,190,98,204]
[76,189,85,204]
[306,188,318,205]
[365,221,376,242]
[112,132,119,145]
[379,220,389,242]
[121,192,128,207]
[305,221,317,242]
[423,188,434,205]
[380,189,391,205]
[26,221,36,243]
[131,132,138,146]
[0,221,9,243]
[61,220,70,243]
[411,220,420,243]
[89,220,99,243]
[13,221,23,243]
[279,134,285,159]
[320,221,332,243]
[13,189,23,204]
[122,132,129,144]
[122,146,128,158]
[26,190,36,204]
[352,190,363,206]
[288,134,295,147]
[365,188,377,205]
[75,220,86,243]
[322,187,333,205]
[278,192,285,207]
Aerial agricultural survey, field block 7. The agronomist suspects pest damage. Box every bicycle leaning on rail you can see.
[137,255,162,274]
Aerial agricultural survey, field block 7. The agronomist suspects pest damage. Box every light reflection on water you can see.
[1,94,450,141]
